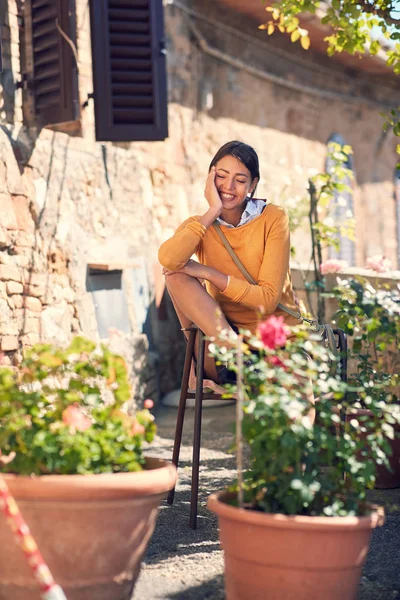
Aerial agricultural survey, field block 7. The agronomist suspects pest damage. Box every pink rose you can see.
[258,316,290,350]
[365,255,392,273]
[144,399,154,409]
[62,404,91,433]
[320,259,348,275]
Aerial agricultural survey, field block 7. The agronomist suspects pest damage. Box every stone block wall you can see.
[0,0,398,404]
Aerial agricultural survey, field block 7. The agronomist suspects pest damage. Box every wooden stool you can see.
[167,326,348,529]
[166,326,234,529]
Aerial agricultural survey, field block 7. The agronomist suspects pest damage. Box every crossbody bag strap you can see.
[213,221,305,321]
[212,222,339,356]
[213,222,257,285]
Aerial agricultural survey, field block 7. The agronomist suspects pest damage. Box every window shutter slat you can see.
[109,33,151,45]
[109,9,150,20]
[90,0,168,142]
[112,71,153,84]
[113,83,153,95]
[23,0,80,126]
[114,96,153,108]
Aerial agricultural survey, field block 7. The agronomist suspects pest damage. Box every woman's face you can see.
[214,155,257,212]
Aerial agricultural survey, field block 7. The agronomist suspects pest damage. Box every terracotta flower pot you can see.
[208,491,384,600]
[0,457,176,600]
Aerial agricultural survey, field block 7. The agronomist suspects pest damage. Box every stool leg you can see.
[167,328,196,506]
[190,331,205,529]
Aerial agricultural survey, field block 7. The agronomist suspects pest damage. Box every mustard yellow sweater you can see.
[158,204,300,334]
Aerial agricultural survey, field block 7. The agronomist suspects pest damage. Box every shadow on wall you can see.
[151,287,186,398]
[0,1,45,168]
[166,0,397,184]
[0,0,14,125]
[84,263,186,401]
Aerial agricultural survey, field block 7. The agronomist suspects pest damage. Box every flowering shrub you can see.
[210,318,400,517]
[332,273,400,399]
[365,255,392,274]
[320,259,348,275]
[257,315,290,349]
[0,337,156,475]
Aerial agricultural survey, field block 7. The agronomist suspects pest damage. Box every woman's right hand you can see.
[204,166,223,217]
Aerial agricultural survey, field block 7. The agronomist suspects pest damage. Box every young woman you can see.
[158,141,301,384]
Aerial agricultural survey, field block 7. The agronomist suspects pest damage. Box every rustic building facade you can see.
[0,0,398,402]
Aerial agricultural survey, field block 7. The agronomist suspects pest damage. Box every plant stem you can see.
[236,335,244,509]
[308,179,326,323]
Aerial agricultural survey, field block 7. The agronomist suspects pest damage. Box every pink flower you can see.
[365,255,392,274]
[258,316,290,350]
[62,404,91,433]
[320,259,348,275]
[131,420,145,436]
[269,355,285,368]
[144,399,154,409]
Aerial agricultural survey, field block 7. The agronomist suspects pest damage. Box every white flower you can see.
[286,399,304,420]
[301,416,313,430]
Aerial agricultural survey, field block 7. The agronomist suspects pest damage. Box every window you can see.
[86,267,131,339]
[395,167,400,269]
[89,0,168,142]
[326,133,355,266]
[22,0,80,127]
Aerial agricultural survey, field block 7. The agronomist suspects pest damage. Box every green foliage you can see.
[260,0,400,73]
[294,142,355,323]
[0,337,156,475]
[210,326,400,516]
[331,276,400,396]
[309,143,355,248]
[259,0,400,149]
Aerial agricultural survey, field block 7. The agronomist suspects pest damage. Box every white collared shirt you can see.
[217,198,266,229]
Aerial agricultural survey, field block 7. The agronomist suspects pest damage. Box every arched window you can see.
[396,167,400,269]
[326,133,355,266]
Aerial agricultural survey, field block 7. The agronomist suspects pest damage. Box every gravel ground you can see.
[133,403,400,600]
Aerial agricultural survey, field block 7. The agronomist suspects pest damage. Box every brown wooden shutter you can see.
[23,0,79,126]
[89,0,168,142]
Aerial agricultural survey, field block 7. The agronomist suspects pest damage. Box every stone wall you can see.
[0,0,398,404]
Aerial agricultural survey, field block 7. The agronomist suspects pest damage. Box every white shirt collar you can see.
[217,199,266,229]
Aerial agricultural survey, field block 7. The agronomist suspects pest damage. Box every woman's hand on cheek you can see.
[204,167,223,216]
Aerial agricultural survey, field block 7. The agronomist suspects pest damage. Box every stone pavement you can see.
[133,403,400,600]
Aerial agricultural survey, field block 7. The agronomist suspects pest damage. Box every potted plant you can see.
[0,336,177,600]
[208,317,399,600]
[331,266,400,488]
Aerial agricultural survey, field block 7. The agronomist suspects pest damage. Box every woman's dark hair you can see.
[209,141,260,198]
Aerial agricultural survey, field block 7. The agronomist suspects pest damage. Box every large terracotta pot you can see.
[0,457,176,600]
[208,491,384,600]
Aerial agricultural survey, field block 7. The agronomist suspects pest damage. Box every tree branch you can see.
[357,0,400,27]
